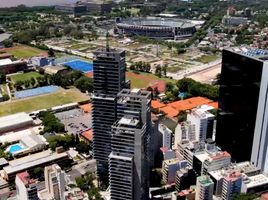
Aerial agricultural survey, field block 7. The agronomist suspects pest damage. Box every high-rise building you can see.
[222,171,243,200]
[109,89,151,200]
[195,176,214,200]
[159,123,172,149]
[92,48,127,181]
[44,164,65,200]
[216,49,268,171]
[15,171,39,200]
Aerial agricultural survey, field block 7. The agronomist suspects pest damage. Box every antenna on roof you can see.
[106,31,110,52]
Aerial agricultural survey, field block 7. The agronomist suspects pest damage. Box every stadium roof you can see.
[118,17,195,28]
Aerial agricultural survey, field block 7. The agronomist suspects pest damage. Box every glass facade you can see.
[216,50,263,162]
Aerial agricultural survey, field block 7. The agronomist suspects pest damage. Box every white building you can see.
[175,121,196,148]
[162,158,188,184]
[241,174,268,193]
[159,124,172,149]
[0,112,33,134]
[187,108,215,142]
[194,150,231,175]
[15,171,38,200]
[39,164,66,200]
[222,171,243,200]
[195,176,214,200]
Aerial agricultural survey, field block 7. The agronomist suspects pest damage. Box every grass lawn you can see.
[126,71,175,89]
[0,88,89,117]
[0,44,46,59]
[193,54,219,64]
[70,43,89,50]
[10,72,44,83]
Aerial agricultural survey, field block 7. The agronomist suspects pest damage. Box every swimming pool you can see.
[7,144,25,154]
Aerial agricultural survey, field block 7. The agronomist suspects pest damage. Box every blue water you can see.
[63,60,93,73]
[9,144,24,153]
[14,85,59,99]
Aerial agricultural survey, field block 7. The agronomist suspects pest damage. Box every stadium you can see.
[116,17,196,40]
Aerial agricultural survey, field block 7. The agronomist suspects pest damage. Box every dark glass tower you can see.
[92,48,127,183]
[216,49,264,163]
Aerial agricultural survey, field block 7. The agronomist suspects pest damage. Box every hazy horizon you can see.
[0,0,77,8]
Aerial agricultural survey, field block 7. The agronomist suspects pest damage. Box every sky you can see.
[0,0,77,8]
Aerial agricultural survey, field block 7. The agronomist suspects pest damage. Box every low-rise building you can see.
[175,168,196,192]
[79,0,113,14]
[0,112,34,134]
[0,58,27,74]
[241,174,268,194]
[3,150,70,181]
[55,3,87,17]
[30,56,49,67]
[43,65,68,75]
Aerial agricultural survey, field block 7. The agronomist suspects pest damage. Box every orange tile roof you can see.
[79,104,92,113]
[159,106,180,118]
[151,100,166,109]
[85,71,93,78]
[81,129,93,142]
[168,97,213,112]
[207,102,219,109]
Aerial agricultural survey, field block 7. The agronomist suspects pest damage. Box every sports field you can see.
[0,88,89,117]
[126,72,175,88]
[0,45,47,59]
[10,72,44,83]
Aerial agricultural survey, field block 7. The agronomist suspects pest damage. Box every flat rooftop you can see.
[4,150,68,174]
[244,174,268,188]
[0,112,33,131]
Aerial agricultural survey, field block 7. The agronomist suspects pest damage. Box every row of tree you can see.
[129,61,151,72]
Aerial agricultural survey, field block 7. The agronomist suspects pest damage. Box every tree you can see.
[74,76,93,93]
[76,141,90,154]
[3,39,13,48]
[2,94,9,101]
[31,167,44,181]
[14,80,24,90]
[162,64,167,77]
[232,193,257,200]
[30,77,36,87]
[48,48,55,57]
[0,71,6,84]
[155,65,162,78]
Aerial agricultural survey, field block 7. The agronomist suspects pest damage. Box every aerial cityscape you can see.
[0,0,268,200]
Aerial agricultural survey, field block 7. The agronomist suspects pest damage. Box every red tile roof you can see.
[167,97,213,112]
[159,106,180,118]
[81,129,93,142]
[151,100,166,109]
[79,104,92,113]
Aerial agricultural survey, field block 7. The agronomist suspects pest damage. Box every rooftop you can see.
[0,58,12,66]
[197,176,213,186]
[79,104,92,113]
[244,174,268,188]
[159,106,179,118]
[16,171,36,186]
[81,129,93,142]
[0,112,33,131]
[151,100,166,109]
[4,149,68,174]
[0,33,11,43]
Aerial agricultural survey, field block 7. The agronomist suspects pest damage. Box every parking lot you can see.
[55,108,91,135]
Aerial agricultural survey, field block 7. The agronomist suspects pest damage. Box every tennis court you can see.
[63,60,93,73]
[14,85,59,99]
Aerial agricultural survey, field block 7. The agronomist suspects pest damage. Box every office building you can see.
[195,176,214,200]
[79,0,113,14]
[92,48,127,181]
[55,3,87,17]
[216,49,268,172]
[109,89,151,200]
[16,171,38,200]
[222,171,243,200]
[44,164,65,200]
[241,173,268,194]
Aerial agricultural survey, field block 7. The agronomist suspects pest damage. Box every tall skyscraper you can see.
[216,49,268,172]
[92,48,127,182]
[109,89,151,200]
[44,164,65,200]
[15,171,39,200]
[195,176,214,200]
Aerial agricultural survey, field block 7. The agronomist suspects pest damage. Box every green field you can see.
[0,45,46,59]
[126,71,175,89]
[10,72,44,83]
[0,88,89,117]
[193,54,219,64]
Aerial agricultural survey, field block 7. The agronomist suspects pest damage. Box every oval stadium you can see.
[116,17,197,40]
